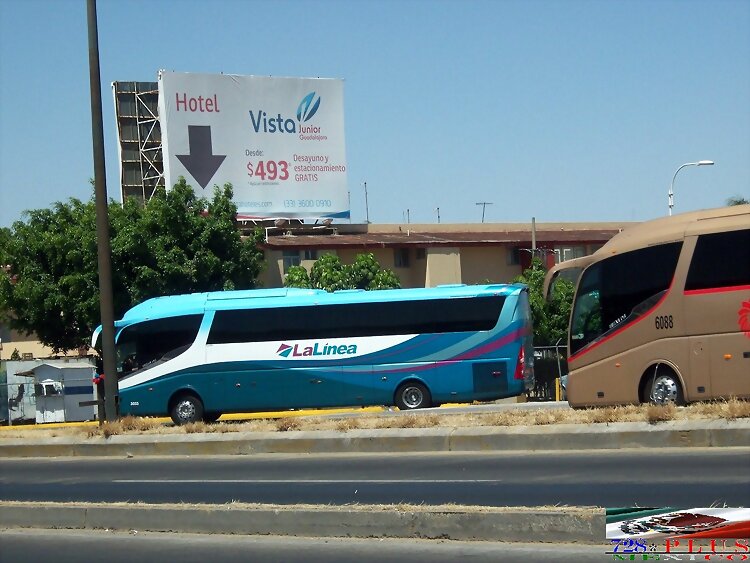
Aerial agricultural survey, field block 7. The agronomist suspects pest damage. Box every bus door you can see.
[683,227,750,399]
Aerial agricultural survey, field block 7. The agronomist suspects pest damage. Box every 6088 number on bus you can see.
[655,315,674,330]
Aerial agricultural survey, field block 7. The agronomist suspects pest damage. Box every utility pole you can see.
[475,201,493,223]
[87,0,118,422]
[435,207,440,224]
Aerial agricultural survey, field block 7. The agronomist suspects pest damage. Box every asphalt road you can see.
[1,448,748,507]
[0,529,607,563]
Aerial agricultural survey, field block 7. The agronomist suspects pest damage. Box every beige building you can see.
[0,325,86,362]
[258,221,633,288]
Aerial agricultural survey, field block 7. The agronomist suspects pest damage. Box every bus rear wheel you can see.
[647,366,685,407]
[395,382,432,410]
[170,393,204,425]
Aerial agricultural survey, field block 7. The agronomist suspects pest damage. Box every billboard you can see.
[158,71,349,220]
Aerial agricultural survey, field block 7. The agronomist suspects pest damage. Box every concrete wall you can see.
[424,248,462,287]
[459,247,522,284]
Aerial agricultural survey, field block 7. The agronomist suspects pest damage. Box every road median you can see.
[0,501,604,543]
[0,419,747,458]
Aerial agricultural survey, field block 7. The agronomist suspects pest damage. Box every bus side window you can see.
[685,229,750,291]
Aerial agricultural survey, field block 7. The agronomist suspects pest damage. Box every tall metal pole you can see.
[363,181,370,224]
[87,0,118,422]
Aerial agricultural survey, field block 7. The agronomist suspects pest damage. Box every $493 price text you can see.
[247,160,319,182]
[247,160,289,181]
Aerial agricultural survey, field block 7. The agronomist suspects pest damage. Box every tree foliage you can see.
[0,179,265,352]
[726,196,749,206]
[284,252,401,292]
[513,258,575,347]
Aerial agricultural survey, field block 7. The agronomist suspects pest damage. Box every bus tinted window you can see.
[685,229,750,291]
[116,315,203,376]
[570,242,682,355]
[207,296,507,344]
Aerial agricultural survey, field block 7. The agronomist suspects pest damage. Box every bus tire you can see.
[647,366,686,407]
[395,381,432,410]
[202,411,222,423]
[170,393,204,425]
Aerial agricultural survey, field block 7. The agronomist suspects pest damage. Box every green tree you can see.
[285,252,400,291]
[0,227,10,264]
[283,265,312,288]
[726,196,749,206]
[0,179,265,352]
[309,254,352,291]
[513,257,575,346]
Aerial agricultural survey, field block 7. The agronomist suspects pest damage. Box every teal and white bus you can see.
[92,284,534,424]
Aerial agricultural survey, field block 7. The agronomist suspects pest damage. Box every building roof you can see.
[259,222,633,249]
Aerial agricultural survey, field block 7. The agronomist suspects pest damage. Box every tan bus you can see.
[545,204,750,407]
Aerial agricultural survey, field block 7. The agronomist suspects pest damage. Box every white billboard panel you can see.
[158,71,349,220]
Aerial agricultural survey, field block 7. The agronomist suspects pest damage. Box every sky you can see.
[1,0,748,228]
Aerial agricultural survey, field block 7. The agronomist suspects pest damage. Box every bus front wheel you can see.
[170,393,204,425]
[647,367,685,407]
[395,382,432,410]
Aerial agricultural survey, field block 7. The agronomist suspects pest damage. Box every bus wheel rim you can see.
[177,400,196,420]
[652,376,678,405]
[403,387,423,408]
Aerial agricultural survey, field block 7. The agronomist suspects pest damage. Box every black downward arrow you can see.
[176,125,227,189]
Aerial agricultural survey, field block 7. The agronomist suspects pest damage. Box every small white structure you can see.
[17,361,96,423]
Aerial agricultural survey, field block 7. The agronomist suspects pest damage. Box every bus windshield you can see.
[569,242,682,356]
[115,315,203,377]
[543,255,596,300]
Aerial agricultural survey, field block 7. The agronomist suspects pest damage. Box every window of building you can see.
[557,246,587,262]
[303,249,318,261]
[416,248,426,260]
[507,247,521,266]
[282,250,301,272]
[394,248,410,268]
[685,229,750,291]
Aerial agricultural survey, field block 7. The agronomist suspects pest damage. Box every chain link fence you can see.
[529,345,568,402]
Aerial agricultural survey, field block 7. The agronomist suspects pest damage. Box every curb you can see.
[0,419,748,458]
[0,502,605,543]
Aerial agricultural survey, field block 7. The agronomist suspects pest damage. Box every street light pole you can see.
[669,160,714,216]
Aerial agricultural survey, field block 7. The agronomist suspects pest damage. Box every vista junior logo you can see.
[249,91,322,134]
[296,92,321,122]
[276,342,357,358]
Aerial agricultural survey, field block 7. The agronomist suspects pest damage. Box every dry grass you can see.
[2,397,748,440]
[645,404,677,424]
[335,418,361,432]
[275,417,301,432]
[0,499,601,514]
